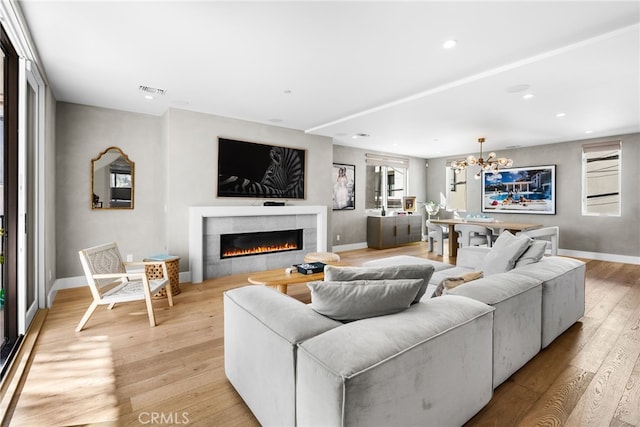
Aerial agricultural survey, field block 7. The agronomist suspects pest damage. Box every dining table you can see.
[429,218,543,258]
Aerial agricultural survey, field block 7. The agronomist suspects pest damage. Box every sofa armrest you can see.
[456,246,491,269]
[224,285,341,426]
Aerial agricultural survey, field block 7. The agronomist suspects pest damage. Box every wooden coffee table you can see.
[247,267,324,294]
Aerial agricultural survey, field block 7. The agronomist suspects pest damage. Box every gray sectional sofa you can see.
[224,232,586,426]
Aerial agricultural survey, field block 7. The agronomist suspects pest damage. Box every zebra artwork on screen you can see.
[217,138,306,199]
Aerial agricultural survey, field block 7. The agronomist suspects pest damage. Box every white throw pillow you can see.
[307,279,424,321]
[515,240,548,268]
[481,231,531,276]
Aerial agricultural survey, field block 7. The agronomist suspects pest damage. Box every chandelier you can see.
[450,137,513,178]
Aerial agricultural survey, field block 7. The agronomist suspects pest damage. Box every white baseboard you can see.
[48,276,87,307]
[332,242,368,252]
[558,249,640,265]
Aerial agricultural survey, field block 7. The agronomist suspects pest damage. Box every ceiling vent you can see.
[138,85,166,96]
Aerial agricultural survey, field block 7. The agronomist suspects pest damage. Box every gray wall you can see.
[55,103,166,277]
[55,104,334,277]
[332,144,429,247]
[55,102,638,280]
[426,133,640,257]
[163,108,333,271]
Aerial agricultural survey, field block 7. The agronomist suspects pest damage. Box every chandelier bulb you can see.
[488,152,496,160]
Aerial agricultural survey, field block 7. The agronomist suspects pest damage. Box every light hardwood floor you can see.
[5,242,640,426]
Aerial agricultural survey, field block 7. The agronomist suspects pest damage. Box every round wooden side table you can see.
[144,254,181,299]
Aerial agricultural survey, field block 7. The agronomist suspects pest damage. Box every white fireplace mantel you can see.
[189,205,327,283]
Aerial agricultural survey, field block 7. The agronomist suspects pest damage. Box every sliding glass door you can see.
[0,22,20,376]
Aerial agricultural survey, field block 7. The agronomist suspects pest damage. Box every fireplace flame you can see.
[222,242,299,258]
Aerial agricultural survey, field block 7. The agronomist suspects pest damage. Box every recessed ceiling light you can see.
[585,130,593,134]
[442,39,457,49]
[352,133,370,139]
[556,112,567,118]
[144,95,154,100]
[506,84,531,93]
[522,93,535,100]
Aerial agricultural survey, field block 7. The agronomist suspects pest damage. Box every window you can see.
[582,141,621,216]
[365,154,409,211]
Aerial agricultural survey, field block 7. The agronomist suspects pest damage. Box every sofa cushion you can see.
[307,279,424,321]
[514,240,547,268]
[296,295,495,427]
[324,264,435,303]
[481,231,531,275]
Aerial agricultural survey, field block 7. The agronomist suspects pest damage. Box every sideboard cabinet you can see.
[366,215,423,249]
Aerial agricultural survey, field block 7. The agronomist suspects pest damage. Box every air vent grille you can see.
[138,85,166,96]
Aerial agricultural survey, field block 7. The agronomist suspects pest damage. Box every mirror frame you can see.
[91,146,135,210]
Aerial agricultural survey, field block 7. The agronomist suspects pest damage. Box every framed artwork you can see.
[481,165,556,214]
[403,196,417,212]
[332,163,355,210]
[217,138,306,199]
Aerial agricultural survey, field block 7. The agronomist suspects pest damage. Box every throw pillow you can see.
[323,264,434,303]
[432,271,484,297]
[307,279,424,321]
[480,231,532,276]
[514,240,548,268]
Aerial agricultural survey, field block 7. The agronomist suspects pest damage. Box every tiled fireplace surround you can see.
[189,206,327,282]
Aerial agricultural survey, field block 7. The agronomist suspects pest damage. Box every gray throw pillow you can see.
[515,240,548,268]
[481,231,532,276]
[307,279,424,321]
[323,264,434,303]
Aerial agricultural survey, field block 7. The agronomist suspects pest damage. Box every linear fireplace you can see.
[221,229,303,259]
[189,205,327,282]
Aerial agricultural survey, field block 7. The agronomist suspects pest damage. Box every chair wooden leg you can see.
[142,279,157,327]
[76,301,99,332]
[107,302,116,310]
[166,283,174,307]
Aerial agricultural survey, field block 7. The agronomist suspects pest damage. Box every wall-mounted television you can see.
[217,138,306,199]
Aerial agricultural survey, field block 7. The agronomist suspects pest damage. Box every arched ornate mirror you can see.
[91,146,135,209]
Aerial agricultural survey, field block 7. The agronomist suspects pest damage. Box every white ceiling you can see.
[16,1,640,159]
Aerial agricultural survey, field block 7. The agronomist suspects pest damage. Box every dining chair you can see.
[517,226,559,256]
[76,242,174,332]
[455,224,494,248]
[426,209,455,256]
[427,221,448,256]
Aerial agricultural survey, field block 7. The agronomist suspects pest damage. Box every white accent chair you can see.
[76,242,174,332]
[455,224,493,248]
[517,226,559,256]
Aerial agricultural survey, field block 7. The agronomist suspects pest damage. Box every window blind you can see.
[582,140,621,153]
[365,153,410,168]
